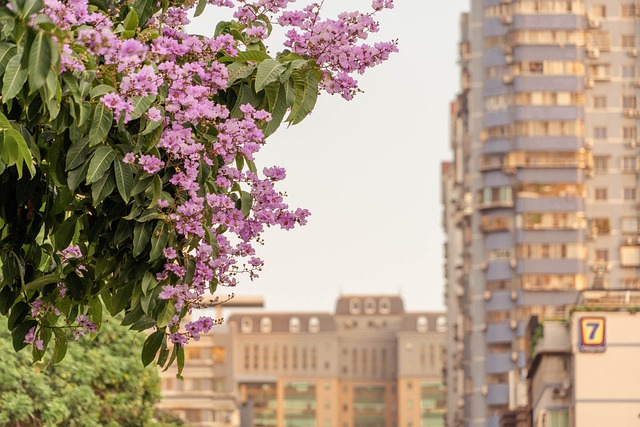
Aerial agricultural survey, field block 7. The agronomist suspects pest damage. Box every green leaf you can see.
[129,94,155,121]
[1,127,35,179]
[12,320,37,352]
[28,31,54,92]
[255,59,285,92]
[141,271,157,296]
[194,0,207,17]
[65,137,91,171]
[132,221,152,257]
[52,331,67,364]
[0,43,17,76]
[113,158,133,202]
[67,161,89,192]
[20,0,44,18]
[88,297,102,325]
[149,220,169,262]
[220,50,271,63]
[8,302,29,331]
[240,190,253,217]
[141,330,164,366]
[23,272,62,292]
[89,84,115,100]
[85,146,115,184]
[54,216,76,251]
[286,71,318,125]
[263,84,288,137]
[122,9,139,39]
[132,0,155,26]
[91,168,116,205]
[156,302,175,328]
[2,54,27,100]
[88,103,113,146]
[226,62,255,85]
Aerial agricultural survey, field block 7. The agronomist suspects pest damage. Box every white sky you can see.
[189,1,468,314]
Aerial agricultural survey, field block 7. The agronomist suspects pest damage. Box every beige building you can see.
[159,295,447,427]
[528,291,640,427]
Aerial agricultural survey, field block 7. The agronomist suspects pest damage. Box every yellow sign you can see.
[579,317,606,353]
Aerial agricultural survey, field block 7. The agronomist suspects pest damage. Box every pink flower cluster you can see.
[38,0,394,348]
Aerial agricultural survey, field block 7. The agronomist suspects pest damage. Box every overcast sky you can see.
[189,1,468,314]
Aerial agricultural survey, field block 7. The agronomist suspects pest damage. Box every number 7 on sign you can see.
[580,317,605,347]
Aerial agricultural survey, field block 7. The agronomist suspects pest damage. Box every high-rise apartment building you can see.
[443,2,640,426]
[159,295,447,427]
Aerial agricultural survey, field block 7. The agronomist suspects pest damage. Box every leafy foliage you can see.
[0,316,185,427]
[0,0,396,375]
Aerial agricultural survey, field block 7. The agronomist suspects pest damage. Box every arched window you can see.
[289,317,301,333]
[364,298,376,314]
[436,315,447,332]
[416,316,428,333]
[241,317,253,333]
[379,297,391,314]
[309,317,320,333]
[349,299,361,314]
[260,317,272,333]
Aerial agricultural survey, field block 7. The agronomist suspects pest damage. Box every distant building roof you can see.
[334,295,404,315]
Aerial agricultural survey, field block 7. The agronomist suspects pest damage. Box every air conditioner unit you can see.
[484,290,492,301]
[502,15,513,25]
[585,78,595,88]
[552,387,568,398]
[511,290,518,301]
[628,48,639,58]
[585,138,594,148]
[504,45,514,55]
[588,18,601,28]
[625,236,635,245]
[505,54,514,64]
[587,47,600,59]
[634,79,640,88]
[481,261,488,271]
[635,235,640,245]
[509,258,517,268]
[511,351,518,362]
[624,109,639,119]
[481,385,489,396]
[628,140,638,149]
[510,319,518,330]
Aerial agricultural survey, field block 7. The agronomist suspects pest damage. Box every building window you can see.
[622,4,636,17]
[379,297,391,314]
[436,316,447,332]
[416,316,429,333]
[621,246,640,267]
[623,95,637,109]
[308,316,320,333]
[594,188,608,200]
[624,188,637,200]
[622,156,638,172]
[593,96,607,109]
[289,317,301,333]
[590,64,612,80]
[590,4,606,17]
[595,249,609,262]
[594,156,609,173]
[623,65,637,78]
[260,317,272,333]
[349,298,361,314]
[364,298,376,314]
[622,35,636,48]
[592,218,611,235]
[594,127,607,140]
[241,317,253,333]
[622,218,640,234]
[624,127,637,140]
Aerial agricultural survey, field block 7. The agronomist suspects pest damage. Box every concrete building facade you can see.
[159,295,447,427]
[443,2,640,426]
[528,295,640,426]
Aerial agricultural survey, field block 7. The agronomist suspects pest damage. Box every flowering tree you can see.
[0,0,396,375]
